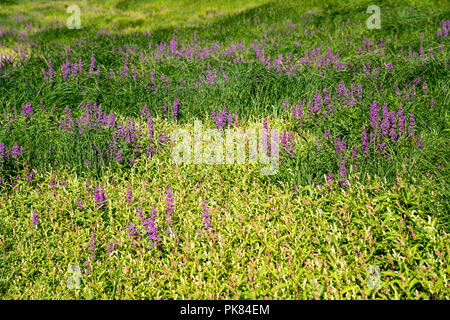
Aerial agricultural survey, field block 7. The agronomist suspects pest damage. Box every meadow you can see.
[0,0,449,299]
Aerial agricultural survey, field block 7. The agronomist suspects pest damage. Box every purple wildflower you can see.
[409,113,416,141]
[89,53,95,76]
[88,232,96,259]
[165,187,174,225]
[0,143,5,159]
[116,150,123,162]
[84,261,91,275]
[370,100,379,130]
[11,145,20,158]
[339,163,348,187]
[173,98,179,121]
[77,197,84,212]
[361,127,369,157]
[357,84,363,100]
[48,59,54,82]
[126,188,133,203]
[388,111,397,142]
[326,173,333,189]
[32,211,38,228]
[94,188,107,209]
[422,81,428,94]
[398,106,406,138]
[107,241,118,255]
[381,102,389,136]
[127,222,140,243]
[201,200,212,232]
[109,112,115,129]
[42,68,48,82]
[148,114,154,141]
[21,103,33,118]
[352,146,358,170]
[262,118,270,155]
[78,58,83,74]
[416,137,423,148]
[140,208,160,247]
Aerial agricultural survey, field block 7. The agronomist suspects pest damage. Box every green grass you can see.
[0,0,449,299]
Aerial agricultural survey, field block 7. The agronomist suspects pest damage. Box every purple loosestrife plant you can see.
[94,188,107,209]
[84,261,91,275]
[369,101,379,145]
[148,208,160,247]
[409,113,416,141]
[381,102,389,136]
[132,68,138,83]
[201,200,212,233]
[262,118,270,156]
[32,211,38,229]
[62,60,70,79]
[78,58,83,74]
[165,187,174,225]
[126,188,133,203]
[26,171,32,185]
[77,197,84,212]
[339,163,348,187]
[211,108,216,123]
[116,150,123,163]
[48,59,54,82]
[109,112,115,129]
[163,102,168,119]
[21,103,33,119]
[89,53,95,76]
[106,241,118,256]
[141,104,150,118]
[281,130,289,156]
[139,208,160,247]
[326,173,333,190]
[398,106,406,138]
[389,111,398,142]
[352,146,358,171]
[88,232,96,259]
[11,145,20,158]
[42,68,48,83]
[147,114,155,157]
[127,222,140,244]
[281,130,295,158]
[0,143,5,160]
[173,98,179,121]
[147,114,154,141]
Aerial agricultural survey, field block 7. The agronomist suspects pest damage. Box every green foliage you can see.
[0,0,448,299]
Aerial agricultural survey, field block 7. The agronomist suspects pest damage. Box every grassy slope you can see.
[0,0,449,299]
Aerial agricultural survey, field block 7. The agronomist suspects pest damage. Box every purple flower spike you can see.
[11,145,20,158]
[94,188,107,209]
[173,98,179,121]
[201,200,212,232]
[89,53,95,76]
[409,113,416,141]
[32,212,38,228]
[22,103,33,118]
[109,112,115,129]
[126,188,133,203]
[127,222,140,243]
[165,187,174,225]
[361,127,368,157]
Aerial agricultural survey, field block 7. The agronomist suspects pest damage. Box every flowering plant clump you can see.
[0,0,448,300]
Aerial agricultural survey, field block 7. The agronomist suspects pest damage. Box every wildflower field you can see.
[0,0,449,300]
